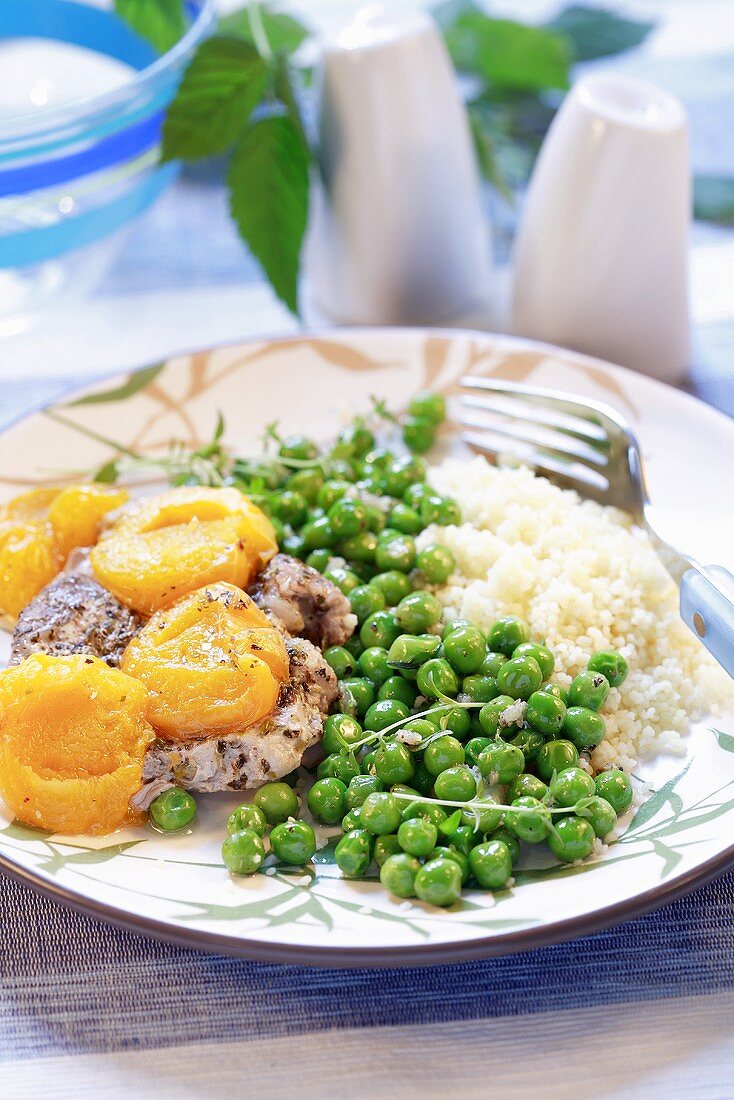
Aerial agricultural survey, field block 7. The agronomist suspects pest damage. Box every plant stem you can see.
[249,2,272,60]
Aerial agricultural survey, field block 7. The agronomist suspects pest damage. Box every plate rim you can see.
[1,324,732,967]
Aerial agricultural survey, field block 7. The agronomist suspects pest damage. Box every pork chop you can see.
[249,553,357,649]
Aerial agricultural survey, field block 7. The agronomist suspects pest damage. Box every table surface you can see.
[1,2,734,1097]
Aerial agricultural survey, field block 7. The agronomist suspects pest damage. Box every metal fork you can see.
[458,376,734,679]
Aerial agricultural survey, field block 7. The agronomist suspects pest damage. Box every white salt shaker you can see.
[512,73,691,384]
[306,5,491,326]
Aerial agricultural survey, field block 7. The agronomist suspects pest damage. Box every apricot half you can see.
[48,484,128,560]
[121,582,289,739]
[91,486,278,616]
[0,654,154,835]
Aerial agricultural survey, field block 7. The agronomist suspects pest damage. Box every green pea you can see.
[374,742,415,785]
[322,713,363,755]
[469,840,513,890]
[578,795,618,838]
[442,624,487,675]
[360,792,401,835]
[335,421,375,458]
[487,827,521,865]
[480,651,508,678]
[409,389,446,426]
[341,809,363,833]
[389,502,423,535]
[270,820,316,865]
[335,829,374,877]
[378,676,417,707]
[563,706,606,750]
[395,590,441,633]
[411,759,436,796]
[253,782,299,825]
[382,456,425,497]
[588,650,629,687]
[317,478,350,511]
[442,618,472,640]
[464,736,490,768]
[433,765,477,802]
[328,497,369,538]
[426,703,472,741]
[345,774,384,812]
[149,787,197,832]
[306,548,333,572]
[226,803,267,837]
[403,482,431,510]
[374,834,402,867]
[360,610,401,650]
[440,823,476,856]
[414,857,463,906]
[594,769,633,814]
[401,801,447,827]
[375,534,417,573]
[506,796,552,844]
[539,682,569,704]
[402,414,435,454]
[221,829,266,875]
[357,646,392,685]
[344,633,365,659]
[279,434,319,462]
[423,735,465,775]
[301,515,336,550]
[508,728,544,762]
[350,584,386,624]
[417,543,455,584]
[361,751,377,774]
[548,815,596,863]
[286,467,323,504]
[271,489,308,526]
[379,852,421,898]
[513,641,555,680]
[535,739,579,783]
[307,778,347,824]
[526,690,566,736]
[568,670,611,712]
[420,494,461,527]
[323,645,357,679]
[370,570,413,605]
[460,796,503,833]
[507,772,549,802]
[477,742,524,784]
[496,655,543,700]
[387,633,441,672]
[364,699,410,732]
[416,658,460,699]
[478,695,523,737]
[323,565,361,596]
[429,845,470,884]
[461,675,499,703]
[363,504,387,534]
[317,753,361,785]
[486,616,531,656]
[549,766,596,808]
[339,530,378,563]
[397,816,438,857]
[338,677,375,718]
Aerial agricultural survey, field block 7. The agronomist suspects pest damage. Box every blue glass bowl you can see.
[0,0,215,328]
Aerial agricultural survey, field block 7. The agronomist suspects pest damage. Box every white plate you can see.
[0,328,732,966]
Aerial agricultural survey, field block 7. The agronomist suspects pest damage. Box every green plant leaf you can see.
[694,175,734,226]
[93,459,122,484]
[444,13,572,91]
[228,114,310,315]
[219,4,310,55]
[114,0,185,54]
[161,36,269,161]
[273,54,307,147]
[467,104,513,199]
[67,363,164,407]
[546,5,654,62]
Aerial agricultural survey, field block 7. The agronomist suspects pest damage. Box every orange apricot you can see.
[91,487,278,615]
[0,654,154,835]
[48,484,128,560]
[121,582,289,739]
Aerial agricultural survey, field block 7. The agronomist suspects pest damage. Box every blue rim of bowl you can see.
[0,0,216,160]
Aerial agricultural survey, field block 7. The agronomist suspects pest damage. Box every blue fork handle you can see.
[680,566,734,679]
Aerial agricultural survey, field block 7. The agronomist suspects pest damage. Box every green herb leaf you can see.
[228,114,310,315]
[219,4,311,55]
[114,0,185,54]
[93,459,122,484]
[467,104,513,200]
[694,175,734,225]
[161,36,270,161]
[546,5,654,62]
[444,13,572,91]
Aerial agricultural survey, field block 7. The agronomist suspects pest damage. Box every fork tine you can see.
[460,376,621,439]
[459,392,609,446]
[458,405,610,467]
[460,429,611,501]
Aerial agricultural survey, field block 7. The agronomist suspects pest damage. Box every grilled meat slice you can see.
[133,636,337,804]
[10,572,143,668]
[249,553,357,648]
